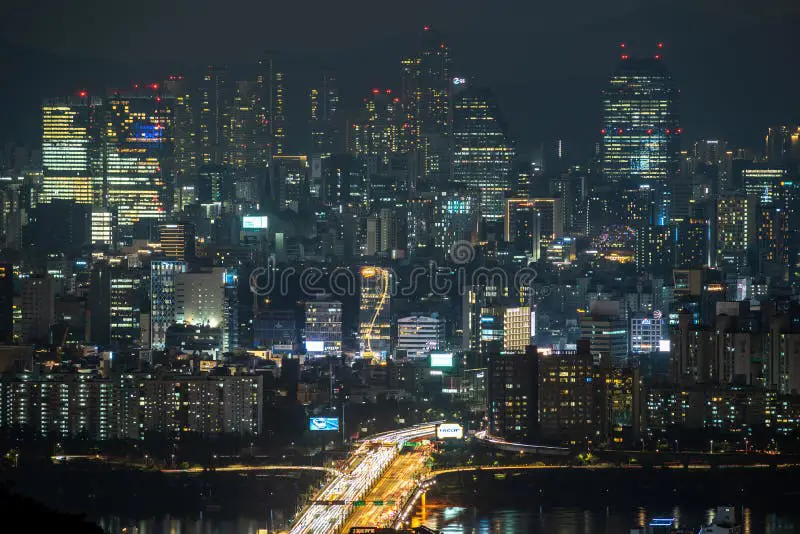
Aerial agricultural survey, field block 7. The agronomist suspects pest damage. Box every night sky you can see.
[2,0,799,160]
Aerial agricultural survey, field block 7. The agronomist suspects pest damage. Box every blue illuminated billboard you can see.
[309,417,339,431]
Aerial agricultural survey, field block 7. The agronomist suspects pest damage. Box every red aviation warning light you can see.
[78,90,87,97]
[620,42,626,49]
[621,54,629,60]
[657,42,664,49]
[423,25,431,31]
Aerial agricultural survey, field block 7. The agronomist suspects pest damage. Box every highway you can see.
[341,443,432,531]
[288,423,438,534]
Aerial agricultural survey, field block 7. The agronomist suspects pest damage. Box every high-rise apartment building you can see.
[487,344,539,444]
[716,193,756,273]
[0,263,13,344]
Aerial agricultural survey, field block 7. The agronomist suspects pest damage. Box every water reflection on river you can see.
[97,505,800,534]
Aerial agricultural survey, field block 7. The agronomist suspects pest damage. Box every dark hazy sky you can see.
[2,0,799,158]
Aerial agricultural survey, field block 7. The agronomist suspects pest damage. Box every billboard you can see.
[242,215,269,230]
[305,340,325,353]
[309,417,339,431]
[436,423,464,440]
[430,352,453,368]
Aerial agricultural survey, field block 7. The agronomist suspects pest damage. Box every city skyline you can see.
[2,3,800,155]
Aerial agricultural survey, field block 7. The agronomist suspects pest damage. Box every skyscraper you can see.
[716,193,755,273]
[229,80,269,169]
[487,344,539,444]
[310,74,342,154]
[452,83,515,219]
[601,46,678,222]
[349,89,402,167]
[402,26,452,184]
[0,263,13,344]
[102,92,170,241]
[602,48,678,183]
[359,266,391,360]
[198,65,231,166]
[257,53,287,157]
[41,95,100,205]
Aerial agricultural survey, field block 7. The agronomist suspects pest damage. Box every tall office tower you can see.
[163,76,196,194]
[196,164,232,204]
[674,218,710,269]
[738,163,789,205]
[406,195,435,256]
[349,89,402,167]
[0,263,13,344]
[221,270,239,352]
[479,305,532,353]
[41,95,100,205]
[549,171,584,234]
[304,299,343,356]
[90,207,114,249]
[396,315,445,358]
[400,26,452,184]
[310,74,342,154]
[716,193,756,273]
[175,268,224,327]
[270,155,308,212]
[359,266,391,360]
[110,270,142,345]
[317,154,370,213]
[150,260,187,350]
[21,274,55,344]
[504,198,565,258]
[91,265,142,346]
[256,53,287,157]
[229,81,269,169]
[538,340,596,443]
[159,222,195,261]
[451,83,515,220]
[434,190,478,255]
[487,344,539,444]
[198,65,231,165]
[399,57,421,153]
[601,47,678,220]
[417,26,451,141]
[102,93,170,241]
[365,215,381,257]
[765,124,800,168]
[580,301,628,368]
